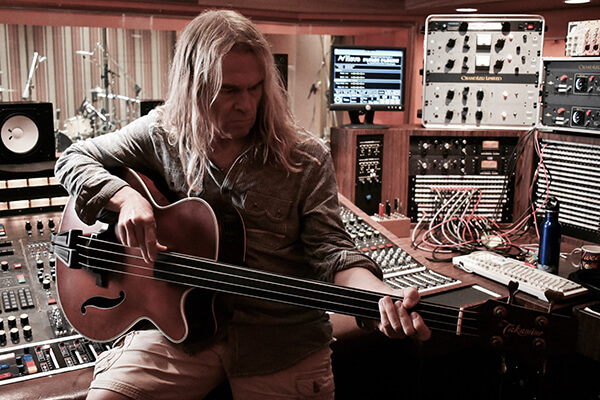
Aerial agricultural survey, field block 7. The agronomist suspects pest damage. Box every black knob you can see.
[7,315,17,329]
[25,221,32,231]
[495,38,506,51]
[48,219,56,230]
[23,325,33,339]
[1,261,8,271]
[37,220,43,230]
[10,327,19,341]
[20,313,29,326]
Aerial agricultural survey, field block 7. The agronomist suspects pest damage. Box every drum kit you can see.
[63,86,140,142]
[64,38,142,141]
[63,40,143,142]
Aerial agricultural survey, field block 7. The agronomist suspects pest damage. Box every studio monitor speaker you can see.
[0,102,55,164]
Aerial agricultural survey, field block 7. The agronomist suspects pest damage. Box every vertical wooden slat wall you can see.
[0,24,175,134]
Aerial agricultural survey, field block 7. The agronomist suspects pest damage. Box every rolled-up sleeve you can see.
[54,115,164,225]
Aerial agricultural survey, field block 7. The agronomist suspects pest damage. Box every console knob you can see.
[23,325,33,339]
[0,330,6,344]
[7,315,17,329]
[1,261,8,271]
[10,327,19,341]
[20,313,29,326]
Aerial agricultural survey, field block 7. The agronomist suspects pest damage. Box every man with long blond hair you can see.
[55,9,430,400]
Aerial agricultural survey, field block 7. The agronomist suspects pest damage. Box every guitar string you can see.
[74,238,485,337]
[74,234,484,317]
[63,236,485,337]
[75,235,483,320]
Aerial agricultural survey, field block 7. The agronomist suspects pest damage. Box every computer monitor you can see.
[329,44,406,129]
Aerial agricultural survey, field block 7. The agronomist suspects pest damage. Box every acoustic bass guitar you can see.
[51,168,575,361]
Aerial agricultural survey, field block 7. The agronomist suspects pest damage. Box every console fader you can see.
[0,211,110,386]
[340,206,460,293]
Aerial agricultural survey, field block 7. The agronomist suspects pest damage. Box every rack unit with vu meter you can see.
[422,14,544,130]
[330,126,534,223]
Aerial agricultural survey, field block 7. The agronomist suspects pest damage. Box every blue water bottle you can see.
[538,197,561,274]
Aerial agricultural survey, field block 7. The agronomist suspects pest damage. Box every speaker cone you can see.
[0,115,40,154]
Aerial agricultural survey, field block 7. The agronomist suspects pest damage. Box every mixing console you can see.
[340,206,460,293]
[0,211,109,386]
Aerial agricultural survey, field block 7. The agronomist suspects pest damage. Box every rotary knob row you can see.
[0,314,30,330]
[0,325,33,345]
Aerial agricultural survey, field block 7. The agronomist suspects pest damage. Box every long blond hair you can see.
[158,10,305,193]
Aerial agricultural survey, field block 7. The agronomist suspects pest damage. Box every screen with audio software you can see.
[329,45,406,112]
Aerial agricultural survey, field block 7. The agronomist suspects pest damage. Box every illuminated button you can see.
[48,298,57,305]
[24,354,37,374]
[17,274,26,284]
[14,263,22,269]
[0,372,12,380]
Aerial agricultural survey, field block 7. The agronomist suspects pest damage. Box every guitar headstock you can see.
[472,299,576,360]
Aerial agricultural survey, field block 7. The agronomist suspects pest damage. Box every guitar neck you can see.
[153,251,468,335]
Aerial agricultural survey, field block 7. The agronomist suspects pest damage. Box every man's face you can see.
[212,47,265,139]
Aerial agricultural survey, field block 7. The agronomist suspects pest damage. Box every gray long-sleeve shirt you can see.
[54,111,380,376]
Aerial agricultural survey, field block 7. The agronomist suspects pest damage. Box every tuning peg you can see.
[507,280,519,304]
[544,289,564,313]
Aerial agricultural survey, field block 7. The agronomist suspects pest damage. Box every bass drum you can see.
[65,115,92,140]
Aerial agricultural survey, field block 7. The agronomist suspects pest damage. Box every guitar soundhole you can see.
[81,291,126,314]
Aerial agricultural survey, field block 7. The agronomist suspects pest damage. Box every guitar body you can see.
[55,168,245,343]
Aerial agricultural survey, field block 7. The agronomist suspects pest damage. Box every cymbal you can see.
[89,86,105,94]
